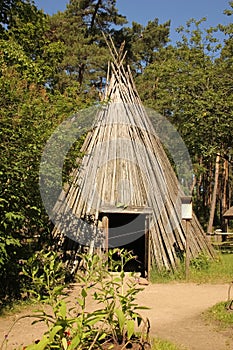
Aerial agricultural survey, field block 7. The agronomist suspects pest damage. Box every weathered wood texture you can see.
[223,206,233,218]
[52,39,214,271]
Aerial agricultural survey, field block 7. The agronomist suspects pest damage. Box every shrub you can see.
[190,252,210,271]
[25,249,150,349]
[21,250,68,301]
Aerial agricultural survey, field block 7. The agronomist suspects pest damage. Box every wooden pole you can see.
[145,215,148,278]
[185,219,190,280]
[145,214,151,280]
[102,215,109,254]
[148,226,151,281]
[207,153,220,233]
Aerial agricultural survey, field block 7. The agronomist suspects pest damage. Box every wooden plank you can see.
[102,215,109,253]
[213,232,233,235]
[100,206,152,214]
[145,214,151,279]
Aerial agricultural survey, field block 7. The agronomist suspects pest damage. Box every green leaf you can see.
[70,334,81,348]
[98,332,108,341]
[62,337,68,350]
[120,271,125,279]
[26,335,49,350]
[5,212,24,221]
[76,297,84,307]
[49,325,63,341]
[135,306,150,310]
[86,314,104,326]
[115,308,125,333]
[58,301,67,318]
[81,288,87,298]
[126,320,135,340]
[113,277,121,283]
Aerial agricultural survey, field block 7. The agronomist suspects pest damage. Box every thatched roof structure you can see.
[52,39,214,271]
[223,206,233,219]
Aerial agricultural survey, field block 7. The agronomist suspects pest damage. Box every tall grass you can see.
[150,253,233,284]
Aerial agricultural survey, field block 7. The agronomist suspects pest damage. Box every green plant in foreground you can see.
[93,249,149,347]
[24,249,150,349]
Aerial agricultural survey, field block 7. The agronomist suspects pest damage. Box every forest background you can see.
[0,0,233,302]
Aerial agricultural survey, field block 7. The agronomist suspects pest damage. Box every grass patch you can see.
[150,253,233,284]
[204,301,233,328]
[152,337,187,350]
[0,298,39,318]
[150,263,185,283]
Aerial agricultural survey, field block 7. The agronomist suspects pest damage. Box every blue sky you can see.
[34,0,232,43]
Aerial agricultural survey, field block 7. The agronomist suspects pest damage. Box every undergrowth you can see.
[1,249,151,350]
[150,253,233,284]
[152,338,187,350]
[0,249,67,316]
[204,301,233,328]
[0,298,38,318]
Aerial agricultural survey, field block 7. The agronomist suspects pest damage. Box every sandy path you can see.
[139,283,233,350]
[0,283,232,350]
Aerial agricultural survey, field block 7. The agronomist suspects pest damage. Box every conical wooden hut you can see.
[52,39,214,274]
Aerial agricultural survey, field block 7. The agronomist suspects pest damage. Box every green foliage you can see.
[0,61,87,302]
[21,250,68,301]
[152,338,187,350]
[0,0,22,31]
[0,0,65,86]
[48,0,127,92]
[24,249,149,349]
[0,1,76,287]
[0,11,90,299]
[138,18,232,156]
[121,18,170,72]
[190,252,210,271]
[150,263,185,283]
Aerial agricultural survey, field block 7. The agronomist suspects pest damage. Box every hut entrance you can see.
[100,208,151,278]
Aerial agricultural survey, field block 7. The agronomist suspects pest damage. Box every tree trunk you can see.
[221,157,229,230]
[222,157,229,208]
[207,153,220,233]
[90,0,102,32]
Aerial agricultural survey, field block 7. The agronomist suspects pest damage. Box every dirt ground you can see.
[0,282,233,350]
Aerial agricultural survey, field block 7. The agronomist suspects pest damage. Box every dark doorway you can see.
[102,213,147,276]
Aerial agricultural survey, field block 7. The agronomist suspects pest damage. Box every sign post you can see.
[181,196,192,280]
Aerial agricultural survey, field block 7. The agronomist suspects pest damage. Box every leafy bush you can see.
[21,250,68,301]
[190,252,210,271]
[25,249,150,349]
